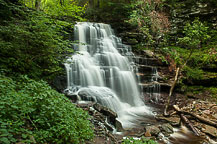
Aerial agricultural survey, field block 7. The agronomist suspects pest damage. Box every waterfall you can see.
[65,22,152,128]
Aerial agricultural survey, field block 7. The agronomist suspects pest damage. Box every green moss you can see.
[184,86,217,102]
[209,87,217,102]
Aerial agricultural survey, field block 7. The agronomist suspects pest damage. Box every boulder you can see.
[156,115,180,126]
[51,75,67,93]
[160,123,174,136]
[115,119,124,132]
[93,103,117,125]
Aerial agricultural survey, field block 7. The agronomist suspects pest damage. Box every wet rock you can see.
[51,75,67,93]
[93,103,117,125]
[156,115,180,126]
[160,123,174,136]
[145,125,160,136]
[65,94,78,102]
[78,91,96,102]
[126,38,139,45]
[115,119,124,132]
[195,123,217,138]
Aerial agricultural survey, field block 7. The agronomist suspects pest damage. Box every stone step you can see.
[133,57,160,66]
[134,50,154,58]
[136,65,156,73]
[139,82,171,93]
[136,74,163,83]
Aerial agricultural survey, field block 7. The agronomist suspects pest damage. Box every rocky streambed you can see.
[74,100,217,144]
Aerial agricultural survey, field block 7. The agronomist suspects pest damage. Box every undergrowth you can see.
[122,137,158,144]
[0,73,94,144]
[0,0,74,80]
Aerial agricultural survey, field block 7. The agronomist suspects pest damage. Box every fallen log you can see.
[173,105,200,136]
[173,105,217,128]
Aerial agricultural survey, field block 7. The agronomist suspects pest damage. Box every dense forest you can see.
[0,0,216,143]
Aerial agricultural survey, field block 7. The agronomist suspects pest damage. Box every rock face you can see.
[168,1,217,41]
[51,75,67,93]
[93,103,117,126]
[133,50,172,105]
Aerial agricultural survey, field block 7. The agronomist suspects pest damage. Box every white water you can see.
[65,22,152,128]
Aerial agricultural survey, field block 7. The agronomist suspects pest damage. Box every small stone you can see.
[145,125,160,136]
[145,131,152,137]
[160,123,174,134]
[143,50,154,57]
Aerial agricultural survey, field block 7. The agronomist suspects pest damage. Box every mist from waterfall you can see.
[65,22,152,128]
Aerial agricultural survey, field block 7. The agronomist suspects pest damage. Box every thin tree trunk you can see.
[164,67,180,116]
[164,49,194,116]
[35,0,41,11]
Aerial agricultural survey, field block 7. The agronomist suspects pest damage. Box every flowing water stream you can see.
[63,22,213,144]
[64,22,153,128]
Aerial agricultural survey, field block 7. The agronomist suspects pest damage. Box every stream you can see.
[64,22,216,144]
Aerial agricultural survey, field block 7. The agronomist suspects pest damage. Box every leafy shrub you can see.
[183,66,204,81]
[122,137,158,144]
[0,1,74,80]
[18,0,86,21]
[85,0,131,24]
[127,0,170,46]
[0,74,94,144]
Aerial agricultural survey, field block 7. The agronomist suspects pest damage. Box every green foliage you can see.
[127,0,170,46]
[209,87,217,102]
[42,0,86,21]
[178,18,210,50]
[122,137,158,144]
[0,73,94,144]
[160,46,188,65]
[184,86,217,102]
[183,66,204,80]
[85,0,132,23]
[0,1,74,79]
[19,0,86,21]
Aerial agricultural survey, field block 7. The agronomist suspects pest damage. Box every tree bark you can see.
[173,105,217,128]
[35,0,41,11]
[164,67,180,116]
[164,49,194,116]
[173,105,200,136]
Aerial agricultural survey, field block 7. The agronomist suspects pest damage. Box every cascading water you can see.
[64,22,152,128]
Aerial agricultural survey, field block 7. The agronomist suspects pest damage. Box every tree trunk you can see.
[164,49,194,116]
[173,105,217,128]
[164,67,180,116]
[35,0,41,11]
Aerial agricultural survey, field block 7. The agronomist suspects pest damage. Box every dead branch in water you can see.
[173,105,200,136]
[173,105,217,128]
